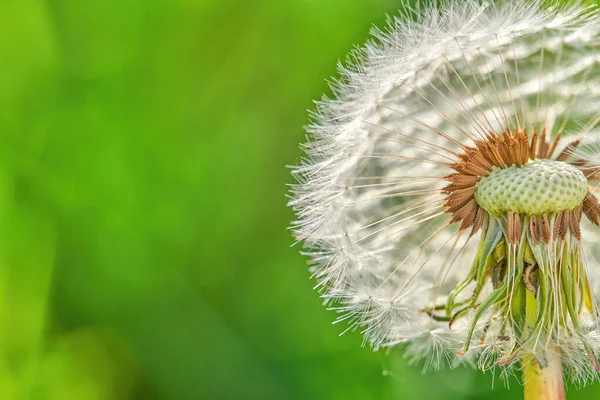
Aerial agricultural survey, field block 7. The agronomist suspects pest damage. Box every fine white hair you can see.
[290,0,600,384]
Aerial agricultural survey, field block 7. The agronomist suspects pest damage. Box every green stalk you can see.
[522,288,565,400]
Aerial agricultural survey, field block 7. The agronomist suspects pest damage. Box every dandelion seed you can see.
[289,1,600,398]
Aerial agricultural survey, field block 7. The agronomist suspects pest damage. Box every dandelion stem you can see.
[523,353,565,400]
[522,289,565,400]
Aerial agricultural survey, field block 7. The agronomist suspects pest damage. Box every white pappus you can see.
[289,0,600,387]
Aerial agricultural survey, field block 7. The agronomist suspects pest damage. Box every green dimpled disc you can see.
[474,159,588,216]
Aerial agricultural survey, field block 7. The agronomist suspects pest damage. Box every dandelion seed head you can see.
[290,0,600,385]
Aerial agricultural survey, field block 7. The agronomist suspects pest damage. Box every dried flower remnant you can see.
[289,0,600,397]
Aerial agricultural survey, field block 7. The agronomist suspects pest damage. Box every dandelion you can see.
[289,1,600,398]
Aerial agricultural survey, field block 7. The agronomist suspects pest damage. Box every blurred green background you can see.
[1,0,600,399]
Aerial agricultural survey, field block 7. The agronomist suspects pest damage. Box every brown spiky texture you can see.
[443,129,600,242]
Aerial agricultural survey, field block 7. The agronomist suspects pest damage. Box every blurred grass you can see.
[0,0,599,399]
